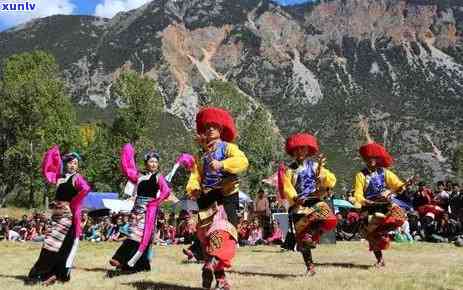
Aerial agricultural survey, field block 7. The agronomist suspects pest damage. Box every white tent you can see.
[101,199,134,213]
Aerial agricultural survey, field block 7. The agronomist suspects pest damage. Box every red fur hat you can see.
[359,142,394,168]
[285,133,319,156]
[196,107,237,142]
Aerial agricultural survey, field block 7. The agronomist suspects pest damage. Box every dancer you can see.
[353,119,412,267]
[277,133,337,275]
[184,107,249,289]
[28,146,91,285]
[109,144,171,274]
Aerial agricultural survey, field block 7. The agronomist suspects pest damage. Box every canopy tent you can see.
[332,199,354,209]
[239,191,251,204]
[391,196,413,211]
[102,199,134,213]
[83,192,118,211]
[82,192,135,214]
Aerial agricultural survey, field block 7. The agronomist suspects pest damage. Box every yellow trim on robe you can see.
[352,168,405,208]
[222,143,249,174]
[185,142,249,198]
[281,161,337,206]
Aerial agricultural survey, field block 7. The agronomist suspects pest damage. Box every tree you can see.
[110,70,196,196]
[0,51,78,208]
[80,122,120,192]
[111,71,163,148]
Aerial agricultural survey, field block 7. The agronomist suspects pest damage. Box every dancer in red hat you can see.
[277,133,337,275]
[184,107,249,290]
[353,119,410,267]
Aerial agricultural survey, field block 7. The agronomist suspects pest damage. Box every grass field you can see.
[0,241,462,290]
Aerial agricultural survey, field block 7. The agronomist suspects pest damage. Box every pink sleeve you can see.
[137,174,171,253]
[176,153,196,171]
[121,144,139,184]
[157,175,172,202]
[41,145,62,185]
[70,175,91,239]
[137,203,158,253]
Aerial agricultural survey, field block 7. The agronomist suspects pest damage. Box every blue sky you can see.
[0,0,313,31]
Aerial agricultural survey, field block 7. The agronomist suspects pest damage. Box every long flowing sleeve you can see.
[70,174,91,239]
[156,174,172,202]
[186,158,202,198]
[120,143,139,184]
[176,153,195,171]
[385,169,406,193]
[282,169,298,206]
[222,143,249,174]
[41,145,62,185]
[353,172,366,208]
[129,174,171,266]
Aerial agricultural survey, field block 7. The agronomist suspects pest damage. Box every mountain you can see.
[1,0,462,189]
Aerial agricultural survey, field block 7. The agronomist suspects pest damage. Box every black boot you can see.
[302,250,315,276]
[214,270,231,290]
[202,257,217,289]
[373,250,385,268]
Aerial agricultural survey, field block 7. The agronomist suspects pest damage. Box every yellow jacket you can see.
[186,142,248,197]
[280,160,336,206]
[352,168,405,208]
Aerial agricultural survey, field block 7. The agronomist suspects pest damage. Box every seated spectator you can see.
[17,215,29,228]
[449,183,463,223]
[407,211,422,240]
[168,212,176,228]
[245,220,264,246]
[176,211,196,244]
[25,221,38,241]
[421,212,447,243]
[437,213,461,242]
[394,219,413,243]
[157,223,176,245]
[0,217,7,240]
[101,217,115,241]
[265,220,283,245]
[85,220,101,242]
[413,182,433,209]
[33,222,46,242]
[237,219,251,246]
[434,181,450,210]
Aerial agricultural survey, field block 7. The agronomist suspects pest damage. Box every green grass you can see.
[0,241,462,290]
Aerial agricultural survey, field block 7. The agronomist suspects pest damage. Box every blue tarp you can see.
[83,192,118,211]
[391,197,413,211]
[333,199,354,209]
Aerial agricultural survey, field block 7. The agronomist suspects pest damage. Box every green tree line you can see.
[0,51,281,208]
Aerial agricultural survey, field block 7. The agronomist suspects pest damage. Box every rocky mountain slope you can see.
[1,0,462,188]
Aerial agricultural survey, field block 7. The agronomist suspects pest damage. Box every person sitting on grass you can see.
[264,220,283,245]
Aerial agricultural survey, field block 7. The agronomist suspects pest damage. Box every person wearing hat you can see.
[185,107,249,290]
[353,120,409,268]
[109,144,172,274]
[28,146,91,286]
[277,133,337,275]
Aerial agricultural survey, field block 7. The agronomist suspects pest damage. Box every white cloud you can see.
[0,0,76,29]
[94,0,151,18]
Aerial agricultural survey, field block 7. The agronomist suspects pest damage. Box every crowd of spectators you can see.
[2,181,462,248]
